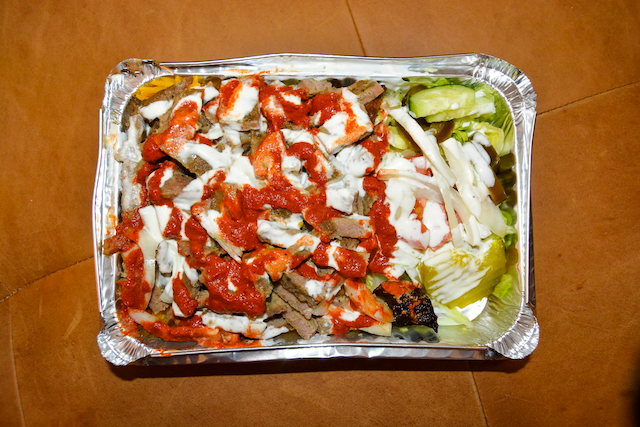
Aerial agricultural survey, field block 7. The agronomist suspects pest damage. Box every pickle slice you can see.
[419,237,507,309]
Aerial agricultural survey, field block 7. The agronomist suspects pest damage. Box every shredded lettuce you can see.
[492,273,514,299]
[403,76,460,88]
[365,273,388,293]
[432,300,474,327]
[455,121,507,154]
[451,129,469,144]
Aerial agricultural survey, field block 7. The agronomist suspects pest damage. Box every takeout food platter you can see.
[94,54,538,366]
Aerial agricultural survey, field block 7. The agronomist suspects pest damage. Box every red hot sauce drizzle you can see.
[118,246,151,310]
[171,274,199,317]
[147,99,201,157]
[363,176,398,275]
[259,84,310,130]
[113,74,415,343]
[146,162,176,207]
[309,92,341,126]
[133,312,259,348]
[163,207,185,240]
[328,306,376,335]
[199,254,266,317]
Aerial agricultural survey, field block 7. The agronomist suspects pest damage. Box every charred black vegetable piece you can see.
[374,281,438,332]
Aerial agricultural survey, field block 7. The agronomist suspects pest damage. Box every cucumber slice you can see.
[409,85,475,118]
[426,93,496,122]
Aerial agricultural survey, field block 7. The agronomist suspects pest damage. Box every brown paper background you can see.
[1,0,639,425]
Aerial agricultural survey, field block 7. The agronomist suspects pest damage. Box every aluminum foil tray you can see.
[93,53,538,366]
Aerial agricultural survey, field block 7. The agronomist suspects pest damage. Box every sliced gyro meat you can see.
[217,77,262,131]
[280,271,320,307]
[297,78,336,96]
[142,78,195,132]
[319,216,373,240]
[281,306,318,340]
[160,169,194,199]
[148,284,170,314]
[265,292,288,318]
[273,284,314,320]
[254,274,273,299]
[311,88,374,154]
[311,242,369,279]
[348,80,385,105]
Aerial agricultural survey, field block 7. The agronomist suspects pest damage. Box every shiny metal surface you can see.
[93,54,538,365]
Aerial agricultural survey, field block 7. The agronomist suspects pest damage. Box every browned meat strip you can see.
[365,96,383,124]
[336,238,360,251]
[239,105,261,131]
[281,271,318,306]
[274,285,313,320]
[184,237,225,259]
[267,316,289,329]
[203,104,217,124]
[265,292,288,318]
[356,192,377,216]
[297,78,335,96]
[348,80,385,105]
[177,241,191,257]
[282,309,318,340]
[182,277,209,308]
[271,279,319,339]
[103,232,131,256]
[119,161,143,218]
[122,96,142,129]
[149,284,169,314]
[160,171,194,199]
[269,208,294,223]
[198,112,215,133]
[312,262,336,277]
[146,78,195,134]
[250,130,266,157]
[319,217,372,239]
[180,156,212,176]
[316,316,333,335]
[195,290,209,307]
[238,131,253,149]
[331,293,351,309]
[204,76,222,89]
[164,309,177,327]
[254,275,273,299]
[288,242,313,260]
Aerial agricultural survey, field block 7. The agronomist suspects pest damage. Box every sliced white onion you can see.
[385,106,456,186]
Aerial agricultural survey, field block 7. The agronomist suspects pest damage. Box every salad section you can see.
[102,69,521,349]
